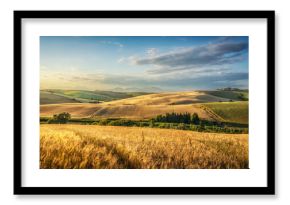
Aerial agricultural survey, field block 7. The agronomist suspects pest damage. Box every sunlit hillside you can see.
[40,91,237,120]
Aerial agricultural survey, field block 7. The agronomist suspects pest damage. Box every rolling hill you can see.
[40,91,248,124]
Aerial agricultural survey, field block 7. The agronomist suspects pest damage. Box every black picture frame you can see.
[14,10,275,195]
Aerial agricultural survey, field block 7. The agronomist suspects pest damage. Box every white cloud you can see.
[98,40,124,48]
[146,48,158,57]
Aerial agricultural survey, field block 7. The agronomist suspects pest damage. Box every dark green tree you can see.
[191,113,200,125]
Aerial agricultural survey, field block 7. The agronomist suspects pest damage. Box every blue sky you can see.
[40,36,248,91]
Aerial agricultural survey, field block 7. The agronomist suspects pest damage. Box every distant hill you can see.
[41,89,151,104]
[111,86,163,93]
[40,91,80,104]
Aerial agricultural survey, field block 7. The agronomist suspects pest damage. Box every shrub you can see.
[139,122,150,127]
[47,119,57,124]
[108,119,136,126]
[98,119,110,125]
[177,123,186,130]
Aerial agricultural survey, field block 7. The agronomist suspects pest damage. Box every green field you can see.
[40,91,80,104]
[204,90,248,101]
[41,89,151,104]
[202,101,248,124]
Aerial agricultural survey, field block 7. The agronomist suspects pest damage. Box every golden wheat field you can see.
[40,124,248,169]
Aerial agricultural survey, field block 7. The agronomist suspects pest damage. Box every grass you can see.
[40,124,248,169]
[204,90,248,101]
[201,101,248,124]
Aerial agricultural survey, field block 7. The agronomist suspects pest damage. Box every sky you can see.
[40,36,248,91]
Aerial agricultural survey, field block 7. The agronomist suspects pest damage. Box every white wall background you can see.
[0,0,287,204]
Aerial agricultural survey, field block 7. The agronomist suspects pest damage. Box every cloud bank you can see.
[131,42,248,74]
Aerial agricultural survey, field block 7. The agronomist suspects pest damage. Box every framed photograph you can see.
[14,10,275,195]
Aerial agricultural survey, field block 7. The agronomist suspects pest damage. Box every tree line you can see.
[153,112,200,124]
[42,112,248,134]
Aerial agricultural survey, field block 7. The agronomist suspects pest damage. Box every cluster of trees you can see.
[154,112,200,125]
[48,112,71,124]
